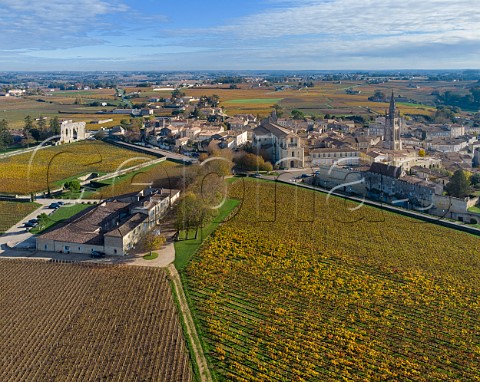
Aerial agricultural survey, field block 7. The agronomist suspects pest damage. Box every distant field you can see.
[0,201,40,233]
[0,80,473,128]
[223,98,283,105]
[0,141,155,195]
[0,89,119,129]
[180,80,472,118]
[0,260,193,382]
[185,179,480,381]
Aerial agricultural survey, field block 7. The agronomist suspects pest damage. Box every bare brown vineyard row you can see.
[0,260,193,382]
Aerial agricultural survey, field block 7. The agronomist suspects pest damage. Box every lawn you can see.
[30,203,93,234]
[143,252,159,260]
[174,198,240,270]
[0,201,40,233]
[467,205,480,214]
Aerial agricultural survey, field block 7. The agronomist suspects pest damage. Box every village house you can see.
[427,137,469,152]
[310,148,361,166]
[364,162,440,209]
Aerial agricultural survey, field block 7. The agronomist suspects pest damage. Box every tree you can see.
[171,89,185,99]
[64,180,81,193]
[368,90,386,102]
[272,104,284,117]
[124,118,142,142]
[191,107,200,119]
[143,232,166,255]
[24,115,34,131]
[418,148,426,157]
[37,213,50,231]
[471,172,480,187]
[37,116,46,131]
[445,170,471,198]
[291,109,305,120]
[49,116,60,135]
[209,94,220,107]
[175,193,203,239]
[234,152,273,172]
[0,119,13,152]
[433,106,457,124]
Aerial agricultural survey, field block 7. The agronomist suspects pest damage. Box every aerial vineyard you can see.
[89,160,186,199]
[0,201,40,233]
[0,141,155,195]
[0,260,192,382]
[185,179,480,381]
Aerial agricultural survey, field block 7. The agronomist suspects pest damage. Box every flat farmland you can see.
[0,89,121,129]
[185,179,480,381]
[0,141,156,195]
[0,260,193,382]
[179,80,471,118]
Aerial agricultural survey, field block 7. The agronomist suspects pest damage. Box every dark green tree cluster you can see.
[445,170,471,198]
[0,119,13,152]
[435,86,480,111]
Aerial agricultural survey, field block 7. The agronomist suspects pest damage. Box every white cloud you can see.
[0,0,129,50]
[177,0,480,69]
[215,0,480,40]
[0,0,479,70]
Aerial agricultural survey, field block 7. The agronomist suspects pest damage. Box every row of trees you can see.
[175,147,233,239]
[23,115,61,144]
[0,115,61,152]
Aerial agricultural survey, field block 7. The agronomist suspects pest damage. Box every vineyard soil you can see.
[0,260,193,382]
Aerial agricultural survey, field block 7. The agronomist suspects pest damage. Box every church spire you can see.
[389,91,396,118]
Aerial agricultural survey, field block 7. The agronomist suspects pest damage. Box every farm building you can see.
[36,188,180,256]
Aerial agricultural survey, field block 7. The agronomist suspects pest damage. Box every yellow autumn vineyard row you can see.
[185,179,480,381]
[0,141,155,194]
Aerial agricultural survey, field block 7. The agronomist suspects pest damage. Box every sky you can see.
[0,0,479,71]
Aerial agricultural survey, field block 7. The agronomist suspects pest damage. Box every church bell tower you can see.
[384,92,402,151]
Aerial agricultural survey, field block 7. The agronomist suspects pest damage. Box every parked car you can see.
[90,251,105,259]
[48,203,60,209]
[24,221,38,228]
